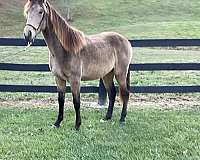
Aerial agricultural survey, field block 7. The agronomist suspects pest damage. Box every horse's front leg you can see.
[70,77,81,130]
[53,77,66,128]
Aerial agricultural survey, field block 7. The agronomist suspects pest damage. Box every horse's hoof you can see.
[75,125,80,131]
[51,124,60,128]
[103,117,111,121]
[100,119,106,123]
[75,121,81,131]
[119,118,126,123]
[103,116,112,121]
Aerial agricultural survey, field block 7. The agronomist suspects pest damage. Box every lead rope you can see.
[24,42,32,51]
[1,42,33,62]
[12,42,33,55]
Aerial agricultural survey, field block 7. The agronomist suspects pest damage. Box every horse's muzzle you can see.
[23,25,36,45]
[24,30,32,44]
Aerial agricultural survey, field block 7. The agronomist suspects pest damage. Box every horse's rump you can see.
[80,32,132,81]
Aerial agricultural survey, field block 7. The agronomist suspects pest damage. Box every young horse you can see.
[23,0,132,130]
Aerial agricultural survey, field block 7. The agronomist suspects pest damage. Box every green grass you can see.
[0,0,200,94]
[1,46,200,87]
[1,1,200,159]
[1,107,200,159]
[1,46,200,101]
[1,0,200,38]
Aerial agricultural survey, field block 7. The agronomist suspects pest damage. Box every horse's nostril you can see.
[28,30,32,38]
[24,30,32,43]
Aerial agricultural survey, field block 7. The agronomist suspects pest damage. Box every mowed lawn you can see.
[0,46,200,101]
[1,0,200,38]
[1,0,200,159]
[1,107,200,160]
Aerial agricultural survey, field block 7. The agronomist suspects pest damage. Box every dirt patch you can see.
[129,94,200,110]
[1,94,200,110]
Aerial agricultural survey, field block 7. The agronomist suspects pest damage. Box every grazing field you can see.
[1,106,200,160]
[0,0,200,38]
[0,46,200,106]
[0,0,200,159]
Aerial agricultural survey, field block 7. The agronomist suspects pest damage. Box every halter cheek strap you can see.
[25,2,48,31]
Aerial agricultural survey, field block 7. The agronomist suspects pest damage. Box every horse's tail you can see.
[119,69,130,103]
[126,69,130,91]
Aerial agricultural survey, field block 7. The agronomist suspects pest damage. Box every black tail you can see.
[126,69,130,91]
[119,69,130,103]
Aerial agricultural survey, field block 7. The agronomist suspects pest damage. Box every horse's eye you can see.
[39,11,43,14]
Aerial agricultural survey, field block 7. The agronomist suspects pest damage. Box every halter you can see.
[25,2,48,32]
[26,14,45,31]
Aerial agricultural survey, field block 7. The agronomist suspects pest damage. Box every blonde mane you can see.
[24,0,32,17]
[49,3,86,54]
[24,0,86,54]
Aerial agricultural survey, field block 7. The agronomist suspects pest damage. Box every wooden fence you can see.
[0,38,200,105]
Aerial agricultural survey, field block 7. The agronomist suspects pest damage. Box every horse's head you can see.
[23,0,49,44]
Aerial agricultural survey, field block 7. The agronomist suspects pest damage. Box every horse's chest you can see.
[49,56,67,80]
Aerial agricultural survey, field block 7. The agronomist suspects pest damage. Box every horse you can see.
[23,0,132,130]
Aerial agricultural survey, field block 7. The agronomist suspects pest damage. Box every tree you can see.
[49,0,72,21]
[64,0,72,21]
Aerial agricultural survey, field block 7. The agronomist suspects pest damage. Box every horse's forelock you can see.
[24,0,48,17]
[24,0,32,17]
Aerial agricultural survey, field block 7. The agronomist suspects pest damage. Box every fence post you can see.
[98,79,107,105]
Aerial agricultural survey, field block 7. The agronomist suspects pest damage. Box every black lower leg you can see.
[120,90,129,122]
[54,92,65,127]
[73,94,81,130]
[105,83,116,120]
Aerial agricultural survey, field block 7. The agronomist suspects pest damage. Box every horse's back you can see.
[80,33,115,80]
[100,32,132,74]
[80,32,132,80]
[89,31,132,60]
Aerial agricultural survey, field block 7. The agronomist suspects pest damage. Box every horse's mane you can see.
[24,0,86,54]
[49,4,86,53]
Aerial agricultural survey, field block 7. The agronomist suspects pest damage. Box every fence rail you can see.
[1,38,200,47]
[0,84,199,94]
[0,38,200,105]
[1,63,200,71]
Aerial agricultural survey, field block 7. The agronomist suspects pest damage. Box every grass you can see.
[1,46,200,87]
[0,46,200,102]
[1,107,200,160]
[1,0,200,38]
[1,0,200,159]
[0,0,200,94]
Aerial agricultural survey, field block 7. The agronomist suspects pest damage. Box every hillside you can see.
[0,0,200,38]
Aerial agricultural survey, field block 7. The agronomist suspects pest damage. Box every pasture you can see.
[1,107,200,160]
[0,0,200,159]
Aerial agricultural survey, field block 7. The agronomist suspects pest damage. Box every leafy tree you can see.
[50,0,72,21]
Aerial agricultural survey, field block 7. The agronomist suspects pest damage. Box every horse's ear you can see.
[42,0,49,13]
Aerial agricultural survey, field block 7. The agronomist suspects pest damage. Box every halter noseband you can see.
[25,2,48,32]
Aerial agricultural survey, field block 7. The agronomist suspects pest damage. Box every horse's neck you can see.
[42,19,65,56]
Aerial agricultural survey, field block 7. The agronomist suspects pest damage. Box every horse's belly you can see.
[81,62,114,81]
[81,72,102,81]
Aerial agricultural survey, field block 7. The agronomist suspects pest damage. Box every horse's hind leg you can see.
[54,77,66,128]
[102,70,116,120]
[115,72,130,122]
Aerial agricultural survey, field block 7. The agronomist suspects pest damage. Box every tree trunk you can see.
[64,0,72,21]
